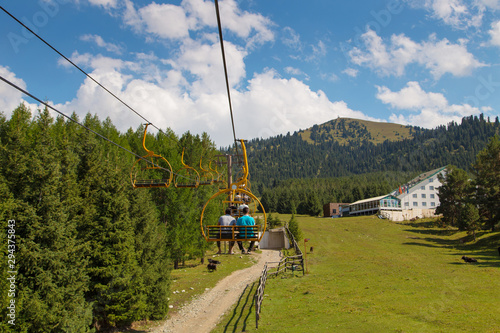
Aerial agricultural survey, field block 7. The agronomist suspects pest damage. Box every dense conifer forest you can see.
[242,115,500,194]
[0,104,220,331]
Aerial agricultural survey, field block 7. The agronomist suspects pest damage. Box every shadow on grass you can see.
[404,225,500,267]
[223,281,256,333]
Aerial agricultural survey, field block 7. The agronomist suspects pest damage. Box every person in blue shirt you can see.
[236,206,256,254]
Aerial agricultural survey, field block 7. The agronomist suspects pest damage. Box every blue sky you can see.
[1,0,500,146]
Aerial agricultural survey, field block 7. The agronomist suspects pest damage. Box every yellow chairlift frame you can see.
[174,147,200,188]
[200,188,267,242]
[200,139,267,242]
[198,156,214,186]
[131,124,173,188]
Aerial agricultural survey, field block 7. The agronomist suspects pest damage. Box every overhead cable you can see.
[214,0,239,153]
[0,5,167,137]
[0,74,204,183]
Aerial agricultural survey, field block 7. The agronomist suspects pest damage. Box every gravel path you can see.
[150,249,281,333]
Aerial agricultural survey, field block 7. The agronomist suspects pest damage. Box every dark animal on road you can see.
[207,263,217,271]
[462,256,478,263]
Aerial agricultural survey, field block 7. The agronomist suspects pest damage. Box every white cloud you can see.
[377,81,483,128]
[488,21,500,46]
[479,0,500,9]
[406,0,484,29]
[81,34,123,54]
[51,52,379,146]
[0,66,37,116]
[282,27,302,51]
[88,0,118,9]
[349,30,484,79]
[139,3,190,39]
[284,67,304,76]
[234,70,381,142]
[119,0,274,48]
[174,38,247,96]
[342,68,359,78]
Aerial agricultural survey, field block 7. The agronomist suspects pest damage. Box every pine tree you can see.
[472,135,500,231]
[436,166,471,227]
[458,203,480,241]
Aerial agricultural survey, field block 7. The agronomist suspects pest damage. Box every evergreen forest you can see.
[0,104,220,331]
[243,115,500,192]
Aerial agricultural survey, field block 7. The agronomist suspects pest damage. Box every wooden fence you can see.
[254,225,304,328]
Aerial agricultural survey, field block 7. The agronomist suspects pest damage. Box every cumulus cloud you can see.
[349,30,484,79]
[234,70,382,142]
[119,0,273,47]
[0,66,38,116]
[489,21,500,46]
[377,81,485,128]
[53,56,378,146]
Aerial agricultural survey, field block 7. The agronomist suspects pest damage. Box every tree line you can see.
[241,114,500,194]
[259,171,417,215]
[436,135,500,239]
[0,104,220,331]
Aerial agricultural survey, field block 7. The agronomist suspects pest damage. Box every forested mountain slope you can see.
[243,115,500,191]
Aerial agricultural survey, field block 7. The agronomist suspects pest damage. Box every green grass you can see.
[213,215,500,333]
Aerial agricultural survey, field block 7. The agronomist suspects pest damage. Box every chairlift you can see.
[130,124,173,188]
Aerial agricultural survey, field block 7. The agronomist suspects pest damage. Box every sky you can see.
[1,0,500,147]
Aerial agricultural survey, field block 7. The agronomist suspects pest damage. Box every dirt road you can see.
[150,249,281,333]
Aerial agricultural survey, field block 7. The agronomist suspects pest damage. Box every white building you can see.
[394,166,446,210]
[382,166,447,221]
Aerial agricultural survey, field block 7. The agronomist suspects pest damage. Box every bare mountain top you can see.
[298,118,413,145]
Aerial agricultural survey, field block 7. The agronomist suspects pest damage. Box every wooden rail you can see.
[254,226,305,328]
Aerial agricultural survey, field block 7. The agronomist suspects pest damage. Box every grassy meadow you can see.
[213,214,500,333]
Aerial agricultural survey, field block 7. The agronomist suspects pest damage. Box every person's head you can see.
[225,208,232,215]
[242,206,250,215]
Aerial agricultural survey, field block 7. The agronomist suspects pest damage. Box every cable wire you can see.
[0,74,202,184]
[214,0,239,154]
[0,5,168,138]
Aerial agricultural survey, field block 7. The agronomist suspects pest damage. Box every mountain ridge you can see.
[242,114,500,191]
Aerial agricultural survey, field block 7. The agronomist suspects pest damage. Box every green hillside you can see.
[243,115,500,190]
[299,118,413,145]
[214,215,500,332]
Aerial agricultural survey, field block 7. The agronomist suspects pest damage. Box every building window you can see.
[430,194,435,199]
[421,194,426,198]
[429,186,434,190]
[405,202,409,207]
[429,178,434,182]
[422,202,427,207]
[412,194,417,198]
[421,186,426,190]
[413,202,418,207]
[431,202,436,207]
